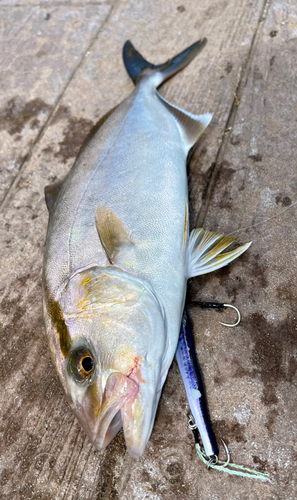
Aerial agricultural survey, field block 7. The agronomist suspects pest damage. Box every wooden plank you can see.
[189,0,297,498]
[0,3,111,204]
[0,0,283,499]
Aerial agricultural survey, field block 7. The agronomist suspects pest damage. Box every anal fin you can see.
[156,91,212,149]
[186,228,251,279]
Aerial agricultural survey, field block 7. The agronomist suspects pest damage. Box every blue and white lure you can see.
[176,309,270,482]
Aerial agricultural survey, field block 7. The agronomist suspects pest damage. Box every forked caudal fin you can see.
[123,39,212,149]
[123,39,207,86]
[186,228,251,279]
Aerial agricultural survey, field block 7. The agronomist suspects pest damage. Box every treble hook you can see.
[189,301,241,328]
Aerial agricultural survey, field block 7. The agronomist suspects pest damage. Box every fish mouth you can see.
[92,372,139,449]
[88,371,155,457]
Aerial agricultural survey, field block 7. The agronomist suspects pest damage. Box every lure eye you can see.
[69,348,95,381]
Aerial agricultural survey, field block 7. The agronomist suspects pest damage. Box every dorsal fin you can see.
[44,180,64,213]
[156,91,212,149]
[95,206,133,264]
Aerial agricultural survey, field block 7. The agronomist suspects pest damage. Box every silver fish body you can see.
[43,40,250,457]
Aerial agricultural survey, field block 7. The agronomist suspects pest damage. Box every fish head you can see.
[44,266,167,457]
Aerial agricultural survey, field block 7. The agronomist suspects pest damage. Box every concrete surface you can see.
[0,0,296,498]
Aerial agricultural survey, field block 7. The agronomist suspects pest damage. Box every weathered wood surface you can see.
[0,1,111,205]
[0,0,296,498]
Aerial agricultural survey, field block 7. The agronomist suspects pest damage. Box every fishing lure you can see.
[176,310,270,482]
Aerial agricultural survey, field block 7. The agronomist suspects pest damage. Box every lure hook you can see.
[190,301,241,328]
[205,439,230,469]
[220,438,231,467]
[219,304,241,328]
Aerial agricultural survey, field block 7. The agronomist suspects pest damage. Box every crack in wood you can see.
[195,0,271,228]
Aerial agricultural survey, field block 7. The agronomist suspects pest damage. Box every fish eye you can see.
[69,348,95,381]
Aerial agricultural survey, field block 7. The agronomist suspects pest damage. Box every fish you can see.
[43,39,251,458]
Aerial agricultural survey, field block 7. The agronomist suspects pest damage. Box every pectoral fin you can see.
[186,228,251,278]
[44,179,64,213]
[95,206,133,264]
[156,91,212,149]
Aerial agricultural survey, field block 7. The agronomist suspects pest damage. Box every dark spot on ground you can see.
[219,269,246,300]
[230,134,240,145]
[203,1,228,21]
[177,5,185,12]
[232,359,251,378]
[248,153,262,162]
[269,30,278,37]
[225,61,233,74]
[54,114,94,163]
[51,104,71,124]
[253,66,263,81]
[30,118,40,129]
[217,161,235,184]
[215,252,267,301]
[42,146,53,156]
[275,194,292,207]
[0,97,51,135]
[36,50,47,57]
[213,419,246,443]
[270,55,276,69]
[252,455,269,472]
[235,312,297,406]
[214,163,236,209]
[266,408,279,438]
[249,253,268,289]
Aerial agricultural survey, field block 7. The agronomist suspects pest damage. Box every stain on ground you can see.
[213,418,246,443]
[275,194,292,207]
[252,454,269,473]
[225,61,233,74]
[235,312,297,406]
[266,408,279,438]
[217,251,268,300]
[230,134,240,145]
[248,153,262,162]
[52,105,95,163]
[0,97,52,135]
[54,116,94,163]
[270,55,276,69]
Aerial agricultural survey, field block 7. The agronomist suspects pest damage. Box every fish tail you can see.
[123,39,207,86]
